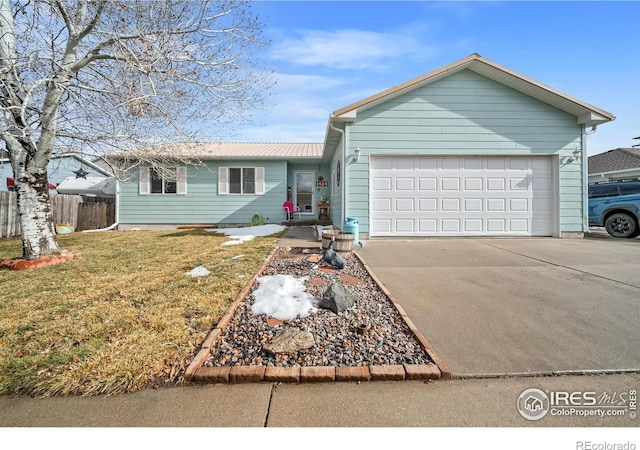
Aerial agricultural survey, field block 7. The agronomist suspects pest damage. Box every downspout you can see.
[329,119,345,228]
[82,179,119,233]
[581,125,589,234]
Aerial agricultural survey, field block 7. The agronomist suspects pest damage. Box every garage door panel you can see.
[442,178,460,190]
[372,219,392,233]
[442,198,461,211]
[465,178,483,191]
[510,198,528,212]
[419,177,437,190]
[419,198,437,211]
[464,198,483,212]
[370,155,554,237]
[395,198,415,211]
[372,198,392,212]
[395,219,415,232]
[441,219,461,232]
[419,158,437,170]
[487,178,506,191]
[509,219,529,232]
[419,219,437,232]
[395,158,415,171]
[463,158,483,171]
[486,159,506,170]
[372,177,392,191]
[464,219,483,232]
[510,177,529,190]
[487,198,505,211]
[396,178,414,190]
[487,219,506,232]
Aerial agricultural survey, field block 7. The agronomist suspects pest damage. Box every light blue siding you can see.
[344,69,584,236]
[119,160,287,225]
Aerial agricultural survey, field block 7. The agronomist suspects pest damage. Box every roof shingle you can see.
[588,148,640,174]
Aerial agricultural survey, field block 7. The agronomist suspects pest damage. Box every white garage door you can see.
[370,156,554,237]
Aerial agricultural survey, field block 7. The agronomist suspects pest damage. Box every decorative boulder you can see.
[319,281,356,314]
[263,328,315,354]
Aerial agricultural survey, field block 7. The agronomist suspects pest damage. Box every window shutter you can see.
[218,167,229,195]
[176,166,187,195]
[255,167,265,195]
[139,167,150,195]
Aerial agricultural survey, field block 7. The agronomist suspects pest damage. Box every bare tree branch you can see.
[0,0,274,257]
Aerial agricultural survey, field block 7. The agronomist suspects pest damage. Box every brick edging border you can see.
[185,246,450,383]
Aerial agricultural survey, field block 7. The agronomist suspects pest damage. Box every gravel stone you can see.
[204,248,432,368]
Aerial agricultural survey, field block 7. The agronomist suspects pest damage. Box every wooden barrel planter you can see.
[322,230,354,253]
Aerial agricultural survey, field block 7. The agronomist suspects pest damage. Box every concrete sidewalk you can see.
[1,373,638,427]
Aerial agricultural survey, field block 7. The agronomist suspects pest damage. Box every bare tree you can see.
[0,0,272,258]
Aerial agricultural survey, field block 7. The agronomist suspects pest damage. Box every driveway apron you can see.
[356,237,640,377]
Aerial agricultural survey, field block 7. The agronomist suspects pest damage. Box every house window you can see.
[151,168,177,194]
[229,167,256,194]
[219,167,264,195]
[139,166,187,195]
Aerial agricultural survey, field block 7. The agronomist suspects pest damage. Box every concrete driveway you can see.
[357,236,640,377]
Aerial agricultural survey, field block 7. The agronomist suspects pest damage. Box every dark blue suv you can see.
[588,180,640,238]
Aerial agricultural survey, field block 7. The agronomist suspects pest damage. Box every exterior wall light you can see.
[354,147,361,162]
[569,148,581,162]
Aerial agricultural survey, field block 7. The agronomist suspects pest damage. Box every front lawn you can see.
[0,229,279,396]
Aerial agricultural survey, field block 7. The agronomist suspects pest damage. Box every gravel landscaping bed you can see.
[204,247,432,368]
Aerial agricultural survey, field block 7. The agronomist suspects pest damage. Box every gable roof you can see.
[331,53,614,127]
[588,148,640,175]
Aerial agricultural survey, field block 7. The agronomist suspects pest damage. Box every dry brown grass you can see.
[0,229,280,396]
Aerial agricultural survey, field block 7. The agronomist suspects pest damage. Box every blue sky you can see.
[227,1,640,156]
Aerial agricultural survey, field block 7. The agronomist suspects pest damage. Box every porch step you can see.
[282,220,332,226]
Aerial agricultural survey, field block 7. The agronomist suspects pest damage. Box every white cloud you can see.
[271,28,437,70]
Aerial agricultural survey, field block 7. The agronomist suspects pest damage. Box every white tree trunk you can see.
[13,167,59,258]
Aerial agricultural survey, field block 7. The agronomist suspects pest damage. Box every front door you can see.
[294,171,315,216]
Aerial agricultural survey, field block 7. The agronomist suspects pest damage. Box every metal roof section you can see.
[120,142,326,161]
[588,148,640,174]
[331,53,615,127]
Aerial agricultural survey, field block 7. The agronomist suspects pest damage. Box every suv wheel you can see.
[604,212,639,239]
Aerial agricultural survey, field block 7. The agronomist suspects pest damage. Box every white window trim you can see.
[139,166,186,195]
[218,166,264,195]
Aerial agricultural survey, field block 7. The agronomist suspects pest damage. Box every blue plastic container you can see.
[344,217,359,244]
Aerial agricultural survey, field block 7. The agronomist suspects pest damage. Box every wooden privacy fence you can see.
[0,192,115,238]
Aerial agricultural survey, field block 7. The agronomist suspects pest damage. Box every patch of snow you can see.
[186,266,210,277]
[208,224,285,246]
[221,235,254,246]
[232,254,245,260]
[251,275,317,320]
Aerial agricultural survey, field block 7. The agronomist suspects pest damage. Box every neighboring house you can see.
[117,54,614,238]
[588,148,640,183]
[0,153,113,192]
